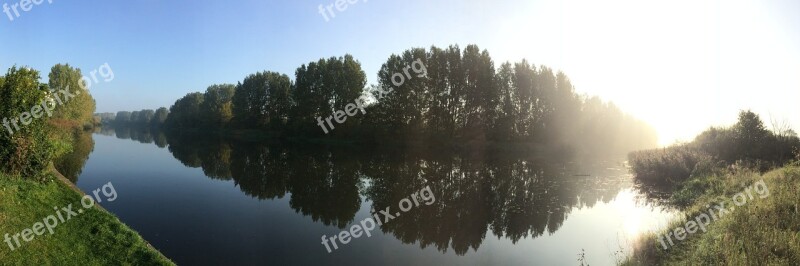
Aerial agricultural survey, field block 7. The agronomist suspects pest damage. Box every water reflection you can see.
[54,129,95,182]
[97,126,653,257]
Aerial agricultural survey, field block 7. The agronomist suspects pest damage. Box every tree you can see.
[374,48,430,139]
[494,62,516,141]
[48,64,96,125]
[123,44,659,154]
[201,84,235,127]
[152,107,169,127]
[130,111,141,124]
[115,111,132,124]
[165,92,204,128]
[232,72,292,128]
[292,55,366,133]
[292,61,329,131]
[460,45,498,138]
[0,66,53,177]
[266,75,293,128]
[422,46,457,140]
[769,115,796,140]
[139,109,155,125]
[733,110,770,160]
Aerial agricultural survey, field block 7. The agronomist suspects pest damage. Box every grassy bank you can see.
[623,164,800,265]
[0,171,173,265]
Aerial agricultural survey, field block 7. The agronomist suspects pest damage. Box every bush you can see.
[694,111,800,167]
[628,144,711,183]
[0,66,54,179]
[631,111,800,184]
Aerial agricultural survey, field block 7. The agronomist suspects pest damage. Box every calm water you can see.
[67,129,675,265]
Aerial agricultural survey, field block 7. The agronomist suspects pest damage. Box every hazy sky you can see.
[2,0,798,145]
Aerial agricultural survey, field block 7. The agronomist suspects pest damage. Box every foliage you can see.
[0,66,54,178]
[152,107,169,127]
[147,45,655,154]
[623,166,800,265]
[696,111,800,165]
[630,110,800,183]
[95,112,116,124]
[49,123,95,182]
[165,93,204,128]
[232,72,294,128]
[136,109,155,125]
[628,144,713,183]
[115,111,132,124]
[48,64,96,126]
[200,84,235,127]
[291,55,366,133]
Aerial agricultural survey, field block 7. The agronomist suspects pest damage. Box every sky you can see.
[1,0,798,145]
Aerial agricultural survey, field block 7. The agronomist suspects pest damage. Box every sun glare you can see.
[609,189,675,238]
[494,0,800,147]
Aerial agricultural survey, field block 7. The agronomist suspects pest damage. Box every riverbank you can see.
[0,169,173,265]
[623,164,800,265]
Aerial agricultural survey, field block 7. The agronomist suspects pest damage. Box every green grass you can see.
[622,164,800,265]
[0,172,173,265]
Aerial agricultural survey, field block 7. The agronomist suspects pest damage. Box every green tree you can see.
[0,66,53,178]
[494,62,516,141]
[292,55,366,133]
[115,111,132,124]
[130,111,141,124]
[152,107,169,127]
[733,110,771,160]
[201,84,236,127]
[48,64,96,125]
[460,45,498,140]
[421,46,457,140]
[266,75,293,128]
[292,61,330,131]
[139,109,155,125]
[232,72,292,128]
[512,60,538,140]
[165,92,204,128]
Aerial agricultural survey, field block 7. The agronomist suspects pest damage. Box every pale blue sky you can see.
[2,0,799,144]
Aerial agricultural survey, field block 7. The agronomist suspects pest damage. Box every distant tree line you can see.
[109,44,657,154]
[99,108,169,128]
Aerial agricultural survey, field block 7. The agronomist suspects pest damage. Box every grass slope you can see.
[0,172,173,265]
[623,165,800,265]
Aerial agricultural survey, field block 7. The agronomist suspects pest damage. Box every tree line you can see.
[108,44,657,154]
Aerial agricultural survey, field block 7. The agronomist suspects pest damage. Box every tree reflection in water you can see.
[102,127,637,256]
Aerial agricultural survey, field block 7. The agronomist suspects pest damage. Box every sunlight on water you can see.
[567,187,677,263]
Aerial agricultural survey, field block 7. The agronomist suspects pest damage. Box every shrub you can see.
[631,111,800,184]
[693,111,800,167]
[628,144,711,183]
[0,66,54,179]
